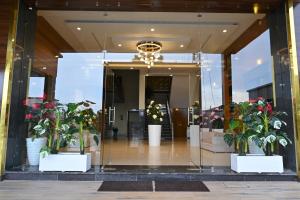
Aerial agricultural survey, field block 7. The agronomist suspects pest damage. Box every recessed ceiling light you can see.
[145,74,149,76]
[257,59,263,65]
[55,55,59,58]
[222,29,228,33]
[118,43,122,47]
[76,27,82,31]
[170,74,173,77]
[180,44,184,48]
[42,67,47,70]
[168,67,172,70]
[130,67,134,70]
[147,65,151,69]
[150,28,155,32]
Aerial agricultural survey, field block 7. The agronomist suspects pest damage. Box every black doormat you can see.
[98,181,153,192]
[154,181,210,192]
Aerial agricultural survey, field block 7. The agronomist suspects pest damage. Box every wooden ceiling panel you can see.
[24,0,281,13]
[33,16,74,76]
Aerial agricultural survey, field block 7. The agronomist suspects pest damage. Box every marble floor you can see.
[101,138,230,166]
[1,180,300,200]
[102,138,199,166]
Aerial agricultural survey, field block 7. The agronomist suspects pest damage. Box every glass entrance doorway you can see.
[101,54,202,168]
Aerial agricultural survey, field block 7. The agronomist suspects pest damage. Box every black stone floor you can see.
[4,165,298,181]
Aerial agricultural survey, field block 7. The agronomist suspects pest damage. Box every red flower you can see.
[45,102,55,109]
[257,105,264,112]
[31,103,41,109]
[249,99,257,103]
[23,99,30,106]
[25,114,33,120]
[266,103,273,113]
[38,93,47,101]
[258,97,264,101]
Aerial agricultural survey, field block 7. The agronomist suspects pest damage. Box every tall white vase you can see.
[148,125,161,146]
[26,137,47,166]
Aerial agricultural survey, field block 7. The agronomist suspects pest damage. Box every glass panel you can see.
[232,30,273,102]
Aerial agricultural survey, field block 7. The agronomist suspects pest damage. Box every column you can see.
[0,0,19,179]
[222,54,232,130]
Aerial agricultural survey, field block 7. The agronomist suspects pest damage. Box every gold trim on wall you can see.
[0,0,19,177]
[286,0,300,179]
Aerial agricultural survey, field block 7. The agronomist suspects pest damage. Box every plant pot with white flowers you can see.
[23,97,50,166]
[146,100,164,147]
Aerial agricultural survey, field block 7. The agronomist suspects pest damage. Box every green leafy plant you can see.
[65,100,99,155]
[249,98,292,156]
[146,100,164,125]
[223,102,256,156]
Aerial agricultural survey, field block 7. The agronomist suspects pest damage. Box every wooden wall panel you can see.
[33,16,74,76]
[24,0,281,13]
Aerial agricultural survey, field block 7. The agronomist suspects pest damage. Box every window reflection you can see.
[55,53,104,112]
[232,30,273,102]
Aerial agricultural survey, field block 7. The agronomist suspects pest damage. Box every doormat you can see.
[98,181,153,192]
[154,181,210,192]
[98,181,210,192]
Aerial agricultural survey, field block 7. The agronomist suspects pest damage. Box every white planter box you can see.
[231,154,284,173]
[39,153,91,172]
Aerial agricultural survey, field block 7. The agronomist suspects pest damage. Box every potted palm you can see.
[146,100,163,146]
[24,98,51,166]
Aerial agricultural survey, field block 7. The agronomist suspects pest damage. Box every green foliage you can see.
[224,98,292,156]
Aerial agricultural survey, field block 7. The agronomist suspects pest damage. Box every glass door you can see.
[101,65,115,166]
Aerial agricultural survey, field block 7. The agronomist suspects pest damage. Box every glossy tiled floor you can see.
[1,180,300,200]
[102,138,199,166]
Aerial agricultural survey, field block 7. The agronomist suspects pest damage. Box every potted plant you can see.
[224,99,292,173]
[112,126,118,140]
[38,100,99,172]
[146,100,163,146]
[23,97,50,166]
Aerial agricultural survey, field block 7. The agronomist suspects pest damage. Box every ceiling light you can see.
[222,29,228,33]
[168,67,172,70]
[130,67,134,70]
[257,59,263,65]
[42,67,47,70]
[170,74,173,77]
[137,40,162,67]
[150,28,155,32]
[180,44,184,48]
[253,3,260,14]
[147,65,151,69]
[76,27,82,31]
[118,43,122,47]
[55,55,59,58]
[145,74,149,76]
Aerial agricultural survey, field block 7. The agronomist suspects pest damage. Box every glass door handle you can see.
[109,107,116,125]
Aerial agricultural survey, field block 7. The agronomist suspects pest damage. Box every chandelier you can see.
[136,41,162,68]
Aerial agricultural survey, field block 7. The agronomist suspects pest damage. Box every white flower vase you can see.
[26,137,47,166]
[148,125,161,146]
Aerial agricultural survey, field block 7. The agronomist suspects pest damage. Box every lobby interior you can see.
[2,0,299,181]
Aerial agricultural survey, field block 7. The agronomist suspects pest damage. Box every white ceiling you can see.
[38,11,265,54]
